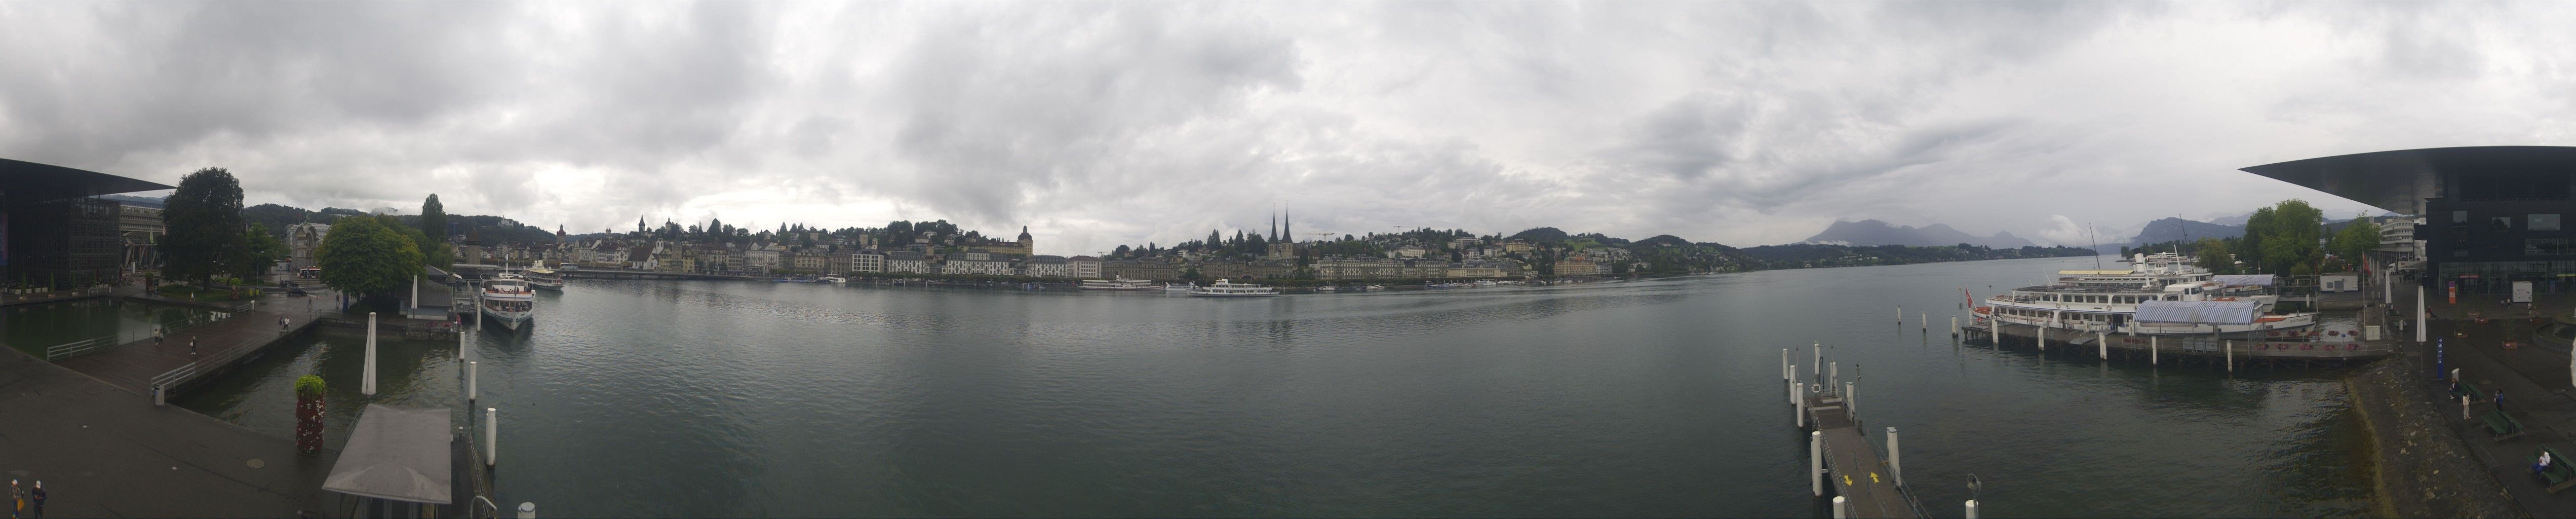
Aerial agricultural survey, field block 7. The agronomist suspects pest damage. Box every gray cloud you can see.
[4,2,2570,253]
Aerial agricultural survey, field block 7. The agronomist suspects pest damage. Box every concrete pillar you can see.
[1921,312,1927,331]
[1789,368,1799,405]
[1966,500,1979,519]
[486,406,499,467]
[1897,305,1903,324]
[2151,336,2159,365]
[468,361,479,402]
[1814,343,1821,378]
[2416,286,2427,343]
[1887,426,1903,488]
[1783,348,1790,381]
[1832,496,1847,519]
[1951,316,1959,337]
[2098,331,2108,360]
[2225,340,2233,373]
[363,312,378,396]
[518,502,536,519]
[1829,362,1839,393]
[1810,431,1824,497]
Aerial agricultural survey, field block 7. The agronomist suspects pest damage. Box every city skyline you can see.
[8,2,2569,255]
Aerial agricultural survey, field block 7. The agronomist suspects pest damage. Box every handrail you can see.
[473,496,501,519]
[44,333,123,360]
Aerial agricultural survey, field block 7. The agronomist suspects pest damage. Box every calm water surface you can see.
[174,256,2372,517]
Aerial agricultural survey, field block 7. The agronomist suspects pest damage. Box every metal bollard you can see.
[1811,431,1824,497]
[519,502,536,519]
[1966,500,1979,519]
[486,407,499,467]
[1832,496,1848,518]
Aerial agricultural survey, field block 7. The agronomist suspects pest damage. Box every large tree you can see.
[418,194,448,242]
[2243,199,2324,274]
[164,167,249,284]
[2329,213,2382,270]
[316,214,425,302]
[238,223,288,280]
[2193,237,2233,275]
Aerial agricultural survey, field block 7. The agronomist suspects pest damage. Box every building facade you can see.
[2242,146,2576,295]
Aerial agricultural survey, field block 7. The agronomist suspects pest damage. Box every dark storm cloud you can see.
[3,2,2569,252]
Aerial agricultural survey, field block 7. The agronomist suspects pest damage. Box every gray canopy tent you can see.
[2132,299,2262,324]
[324,404,454,518]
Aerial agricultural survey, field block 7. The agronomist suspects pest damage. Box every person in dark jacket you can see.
[26,481,40,519]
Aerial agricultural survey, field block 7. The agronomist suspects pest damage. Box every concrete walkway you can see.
[0,347,337,517]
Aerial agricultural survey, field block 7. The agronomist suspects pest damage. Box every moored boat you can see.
[1187,279,1279,297]
[525,267,565,291]
[1079,277,1165,291]
[479,272,535,330]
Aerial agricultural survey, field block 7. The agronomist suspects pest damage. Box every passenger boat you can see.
[822,276,847,284]
[1162,282,1197,292]
[524,267,565,291]
[1078,277,1165,291]
[1316,285,1338,292]
[1187,279,1280,297]
[1974,252,2317,336]
[479,272,536,330]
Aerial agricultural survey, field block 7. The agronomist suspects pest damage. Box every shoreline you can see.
[2343,355,2525,517]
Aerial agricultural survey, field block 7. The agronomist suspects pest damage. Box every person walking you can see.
[154,326,165,348]
[189,336,199,357]
[279,317,289,331]
[8,479,19,519]
[2496,389,2508,412]
[24,482,38,519]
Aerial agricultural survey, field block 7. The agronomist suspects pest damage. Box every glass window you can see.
[2493,217,2516,231]
[2534,214,2562,231]
[2526,239,2569,255]
[2455,210,2471,223]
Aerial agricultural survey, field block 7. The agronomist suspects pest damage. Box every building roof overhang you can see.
[0,158,175,202]
[2239,146,2576,214]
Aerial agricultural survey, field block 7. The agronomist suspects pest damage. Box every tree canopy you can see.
[239,223,288,279]
[164,168,249,283]
[2243,199,2323,274]
[419,194,447,242]
[2328,213,2380,270]
[316,214,425,301]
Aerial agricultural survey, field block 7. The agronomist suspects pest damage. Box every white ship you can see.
[524,267,565,291]
[479,272,536,330]
[1187,279,1280,298]
[1078,277,1165,291]
[1162,282,1196,292]
[1975,252,2317,336]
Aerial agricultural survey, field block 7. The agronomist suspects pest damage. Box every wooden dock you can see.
[1803,388,1920,518]
[51,299,325,398]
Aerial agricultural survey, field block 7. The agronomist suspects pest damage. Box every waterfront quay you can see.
[49,293,323,400]
[2372,286,2576,517]
[1788,349,1928,519]
[0,346,340,516]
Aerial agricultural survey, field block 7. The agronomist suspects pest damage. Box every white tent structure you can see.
[324,404,454,517]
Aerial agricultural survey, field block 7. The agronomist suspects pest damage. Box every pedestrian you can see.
[24,482,37,519]
[189,337,198,357]
[8,479,19,519]
[2497,389,2507,412]
[154,326,164,348]
[279,317,289,330]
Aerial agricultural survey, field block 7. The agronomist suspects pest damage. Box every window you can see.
[2455,210,2471,223]
[2526,239,2570,256]
[2493,217,2516,231]
[2534,214,2562,231]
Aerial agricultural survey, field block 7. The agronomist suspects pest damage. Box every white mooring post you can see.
[2225,341,2234,373]
[2151,336,2159,365]
[1814,343,1822,378]
[1887,426,1902,488]
[1789,368,1799,405]
[1829,362,1839,392]
[1966,500,1979,519]
[363,312,378,396]
[1782,349,1790,381]
[486,406,499,467]
[1845,382,1856,420]
[1795,383,1807,427]
[2098,332,2107,360]
[2464,395,2472,420]
[1897,305,1902,324]
[468,361,479,402]
[518,502,536,519]
[1832,496,1848,518]
[1951,316,1959,337]
[1810,431,1825,496]
[1921,313,1927,331]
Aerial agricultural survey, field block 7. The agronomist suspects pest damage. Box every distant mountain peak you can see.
[1801,219,2033,248]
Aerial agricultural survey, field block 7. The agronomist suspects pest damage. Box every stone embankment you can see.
[2345,357,2525,518]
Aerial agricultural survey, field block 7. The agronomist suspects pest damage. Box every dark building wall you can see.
[2419,170,2576,294]
[7,197,123,288]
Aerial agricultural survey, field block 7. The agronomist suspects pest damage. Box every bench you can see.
[2454,381,2488,402]
[2483,410,2528,441]
[2538,447,2576,493]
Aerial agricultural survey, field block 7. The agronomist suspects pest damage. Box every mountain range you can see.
[1800,219,2036,248]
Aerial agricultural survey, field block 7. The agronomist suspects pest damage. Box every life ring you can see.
[2258,344,2270,350]
[2303,343,2315,350]
[2347,344,2359,351]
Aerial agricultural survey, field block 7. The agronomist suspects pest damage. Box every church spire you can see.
[1269,205,1278,242]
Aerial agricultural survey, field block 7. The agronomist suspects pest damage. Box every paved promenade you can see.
[53,296,323,397]
[0,347,335,516]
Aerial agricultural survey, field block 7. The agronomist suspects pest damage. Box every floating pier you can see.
[1789,348,1928,518]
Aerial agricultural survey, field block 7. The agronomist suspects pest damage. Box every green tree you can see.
[2245,199,2323,274]
[164,167,249,285]
[2329,213,2380,270]
[238,223,288,279]
[2193,237,2233,274]
[418,194,448,242]
[316,214,425,302]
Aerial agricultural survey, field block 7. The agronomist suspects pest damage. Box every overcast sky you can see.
[5,2,2570,255]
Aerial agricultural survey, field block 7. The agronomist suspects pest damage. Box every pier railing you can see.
[43,333,123,361]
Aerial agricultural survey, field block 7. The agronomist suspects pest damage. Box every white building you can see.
[851,251,886,273]
[1024,255,1069,277]
[942,257,1017,276]
[884,250,929,274]
[1068,255,1102,279]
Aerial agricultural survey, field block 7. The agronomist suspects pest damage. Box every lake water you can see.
[168,256,2372,517]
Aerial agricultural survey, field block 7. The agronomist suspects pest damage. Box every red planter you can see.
[295,393,325,456]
